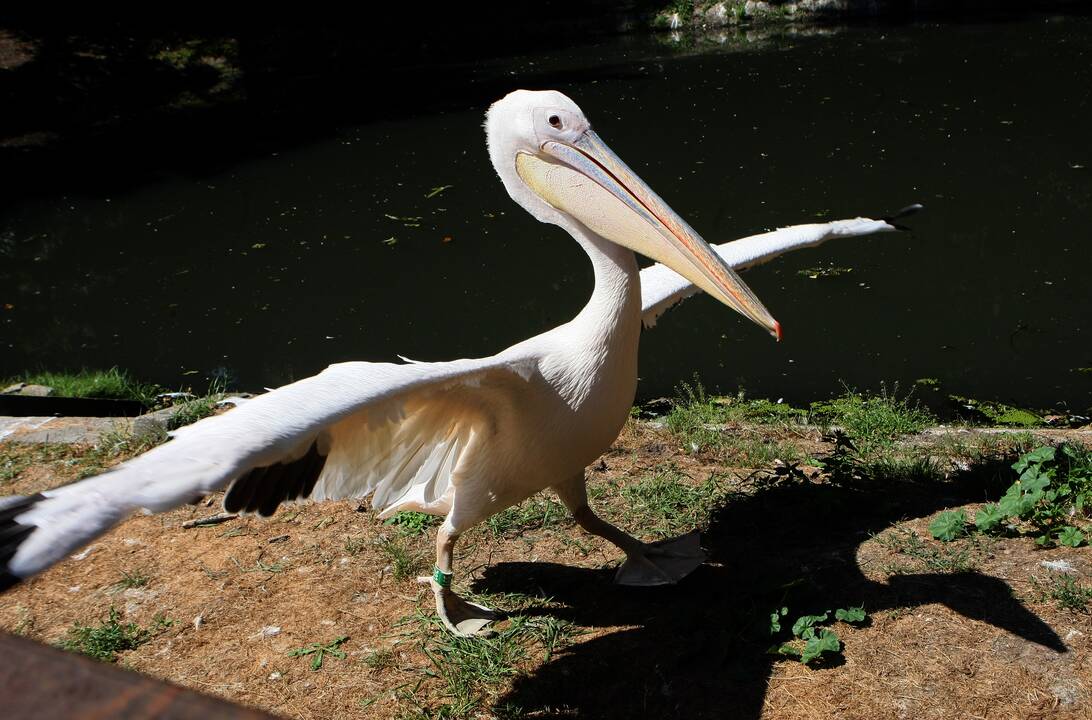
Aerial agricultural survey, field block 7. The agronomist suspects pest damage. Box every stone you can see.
[1,383,52,396]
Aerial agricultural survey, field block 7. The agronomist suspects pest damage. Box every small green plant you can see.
[344,535,368,556]
[109,569,150,592]
[363,648,397,670]
[951,395,1042,427]
[1058,526,1086,547]
[970,444,1092,546]
[379,537,424,581]
[874,527,979,574]
[384,511,440,536]
[929,510,969,542]
[810,384,932,455]
[1030,574,1092,613]
[58,607,168,662]
[972,501,1003,532]
[287,635,349,670]
[769,606,867,665]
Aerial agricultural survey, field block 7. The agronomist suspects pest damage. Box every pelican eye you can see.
[548,115,562,129]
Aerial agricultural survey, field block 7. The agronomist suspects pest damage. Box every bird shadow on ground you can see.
[473,456,1067,719]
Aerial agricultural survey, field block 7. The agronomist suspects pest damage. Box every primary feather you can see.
[1,355,535,584]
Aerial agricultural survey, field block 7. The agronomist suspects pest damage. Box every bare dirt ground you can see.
[2,421,1091,719]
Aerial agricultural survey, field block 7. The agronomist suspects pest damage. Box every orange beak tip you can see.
[774,320,782,342]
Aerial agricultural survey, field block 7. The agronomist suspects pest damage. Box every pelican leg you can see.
[554,475,707,586]
[417,518,499,637]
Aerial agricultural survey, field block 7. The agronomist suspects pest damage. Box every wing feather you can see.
[640,217,895,328]
[1,354,536,583]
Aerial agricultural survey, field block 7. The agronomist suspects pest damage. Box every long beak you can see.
[517,130,781,340]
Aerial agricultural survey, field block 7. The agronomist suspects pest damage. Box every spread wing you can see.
[0,354,537,586]
[640,217,896,328]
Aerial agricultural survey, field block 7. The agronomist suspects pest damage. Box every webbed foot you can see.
[419,575,501,637]
[614,530,707,586]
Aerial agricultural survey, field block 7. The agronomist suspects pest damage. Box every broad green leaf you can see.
[801,628,841,664]
[1013,446,1055,474]
[1058,526,1085,548]
[928,510,967,542]
[791,612,829,638]
[975,503,1004,533]
[834,606,867,623]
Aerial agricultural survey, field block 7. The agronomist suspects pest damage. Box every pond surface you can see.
[2,15,1090,411]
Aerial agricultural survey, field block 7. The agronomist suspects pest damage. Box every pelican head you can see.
[486,89,780,340]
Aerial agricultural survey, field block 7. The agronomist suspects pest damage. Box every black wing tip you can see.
[883,202,924,229]
[223,442,327,518]
[0,493,45,594]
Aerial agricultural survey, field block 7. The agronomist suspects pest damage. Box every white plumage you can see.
[0,90,899,635]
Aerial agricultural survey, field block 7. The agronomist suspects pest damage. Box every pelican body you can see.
[0,91,899,635]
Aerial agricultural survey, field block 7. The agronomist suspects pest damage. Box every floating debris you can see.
[798,265,852,279]
[425,184,454,198]
[383,214,421,228]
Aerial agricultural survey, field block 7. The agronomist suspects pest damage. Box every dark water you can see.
[2,16,1090,411]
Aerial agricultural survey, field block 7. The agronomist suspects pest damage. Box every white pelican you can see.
[0,90,901,636]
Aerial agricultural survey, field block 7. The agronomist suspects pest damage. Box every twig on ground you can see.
[182,512,237,529]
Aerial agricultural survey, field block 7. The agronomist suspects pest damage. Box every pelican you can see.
[0,90,902,636]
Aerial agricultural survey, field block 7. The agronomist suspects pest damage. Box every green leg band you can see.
[433,566,453,588]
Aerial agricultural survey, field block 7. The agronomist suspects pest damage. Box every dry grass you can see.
[1,421,1091,719]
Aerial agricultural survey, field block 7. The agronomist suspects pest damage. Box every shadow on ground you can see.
[473,457,1066,718]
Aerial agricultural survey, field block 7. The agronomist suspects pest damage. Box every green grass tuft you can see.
[810,384,932,454]
[166,395,220,430]
[58,607,169,662]
[485,496,567,538]
[397,608,576,717]
[619,468,726,538]
[4,368,160,405]
[1030,573,1092,613]
[384,511,440,536]
[378,537,425,581]
[873,527,987,574]
[109,569,150,593]
[665,378,806,459]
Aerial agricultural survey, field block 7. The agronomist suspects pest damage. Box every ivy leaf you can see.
[769,606,788,635]
[1013,446,1055,474]
[998,484,1030,517]
[801,628,841,664]
[1058,526,1085,548]
[929,510,967,542]
[834,606,867,623]
[975,503,1004,533]
[791,612,829,638]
